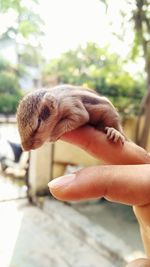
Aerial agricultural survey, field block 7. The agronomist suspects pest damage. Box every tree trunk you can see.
[135,79,150,149]
[134,0,150,148]
[138,95,150,148]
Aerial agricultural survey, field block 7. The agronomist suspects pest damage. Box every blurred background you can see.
[0,0,150,267]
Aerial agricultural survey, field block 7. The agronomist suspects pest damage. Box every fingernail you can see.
[48,174,76,189]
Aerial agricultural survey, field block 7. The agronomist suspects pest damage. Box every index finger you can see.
[61,126,150,165]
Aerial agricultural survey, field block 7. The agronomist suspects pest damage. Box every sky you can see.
[39,0,107,59]
[0,0,134,59]
[0,0,144,74]
[38,0,133,60]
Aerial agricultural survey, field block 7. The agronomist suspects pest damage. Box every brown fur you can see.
[17,84,125,151]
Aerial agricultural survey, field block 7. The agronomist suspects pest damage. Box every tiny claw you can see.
[105,127,125,144]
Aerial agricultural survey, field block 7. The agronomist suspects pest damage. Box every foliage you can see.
[0,72,20,94]
[131,0,150,60]
[0,93,21,114]
[0,0,43,37]
[0,0,44,65]
[0,0,43,114]
[131,0,150,147]
[43,43,144,116]
[20,45,44,67]
[0,58,22,114]
[99,0,150,147]
[0,57,10,71]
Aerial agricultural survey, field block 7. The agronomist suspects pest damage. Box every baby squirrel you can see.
[17,84,125,151]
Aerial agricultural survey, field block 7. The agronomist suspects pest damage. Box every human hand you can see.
[48,126,150,267]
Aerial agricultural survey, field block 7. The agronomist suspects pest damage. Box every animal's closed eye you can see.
[33,106,50,136]
[40,106,50,121]
[31,117,42,137]
[38,117,42,127]
[35,117,42,132]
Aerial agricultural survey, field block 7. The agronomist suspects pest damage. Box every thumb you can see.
[48,164,150,205]
[48,167,106,201]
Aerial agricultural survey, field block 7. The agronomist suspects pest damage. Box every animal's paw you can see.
[105,127,125,144]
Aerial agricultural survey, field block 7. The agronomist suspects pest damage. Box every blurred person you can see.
[48,126,150,267]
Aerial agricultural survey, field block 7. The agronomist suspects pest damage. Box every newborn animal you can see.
[17,84,125,151]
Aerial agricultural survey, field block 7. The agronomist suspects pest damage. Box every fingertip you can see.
[125,258,150,267]
[48,174,76,200]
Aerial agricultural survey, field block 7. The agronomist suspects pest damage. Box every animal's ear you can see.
[42,93,58,111]
[38,94,58,121]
